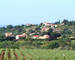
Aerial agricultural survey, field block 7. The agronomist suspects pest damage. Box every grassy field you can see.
[0,48,75,60]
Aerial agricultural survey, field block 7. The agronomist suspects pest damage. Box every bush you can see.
[72,44,75,50]
[0,40,59,49]
[0,41,19,49]
[40,40,59,49]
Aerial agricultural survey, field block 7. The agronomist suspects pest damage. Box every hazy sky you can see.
[0,0,75,25]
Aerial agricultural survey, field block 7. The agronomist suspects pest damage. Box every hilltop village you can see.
[3,22,62,40]
[0,20,75,41]
[0,20,75,49]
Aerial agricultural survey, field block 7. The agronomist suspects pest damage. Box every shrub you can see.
[72,44,75,50]
[0,41,19,49]
[40,40,59,49]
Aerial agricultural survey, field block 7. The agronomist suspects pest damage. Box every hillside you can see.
[0,20,75,50]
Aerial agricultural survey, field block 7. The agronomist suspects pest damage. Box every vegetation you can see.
[0,48,75,60]
[58,28,72,50]
[0,20,75,50]
[0,20,74,60]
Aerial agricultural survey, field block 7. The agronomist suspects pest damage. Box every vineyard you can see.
[0,48,75,60]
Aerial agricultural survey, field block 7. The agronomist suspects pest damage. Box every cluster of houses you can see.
[31,22,59,39]
[5,32,27,40]
[4,22,60,40]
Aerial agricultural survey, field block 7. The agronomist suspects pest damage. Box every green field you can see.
[0,48,75,60]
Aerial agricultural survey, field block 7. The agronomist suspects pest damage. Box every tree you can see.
[59,28,72,50]
[69,21,75,26]
[7,25,13,29]
[62,19,69,25]
[14,25,21,29]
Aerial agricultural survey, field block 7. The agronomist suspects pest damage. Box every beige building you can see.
[5,32,13,37]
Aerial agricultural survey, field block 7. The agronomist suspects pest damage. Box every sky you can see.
[0,0,75,26]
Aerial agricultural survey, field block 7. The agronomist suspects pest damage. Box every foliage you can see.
[62,19,69,25]
[0,41,19,48]
[7,25,13,29]
[40,40,59,49]
[62,19,75,26]
[59,28,72,50]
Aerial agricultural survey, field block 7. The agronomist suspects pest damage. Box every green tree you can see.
[59,28,72,50]
[7,25,13,29]
[62,19,69,25]
[69,21,75,26]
